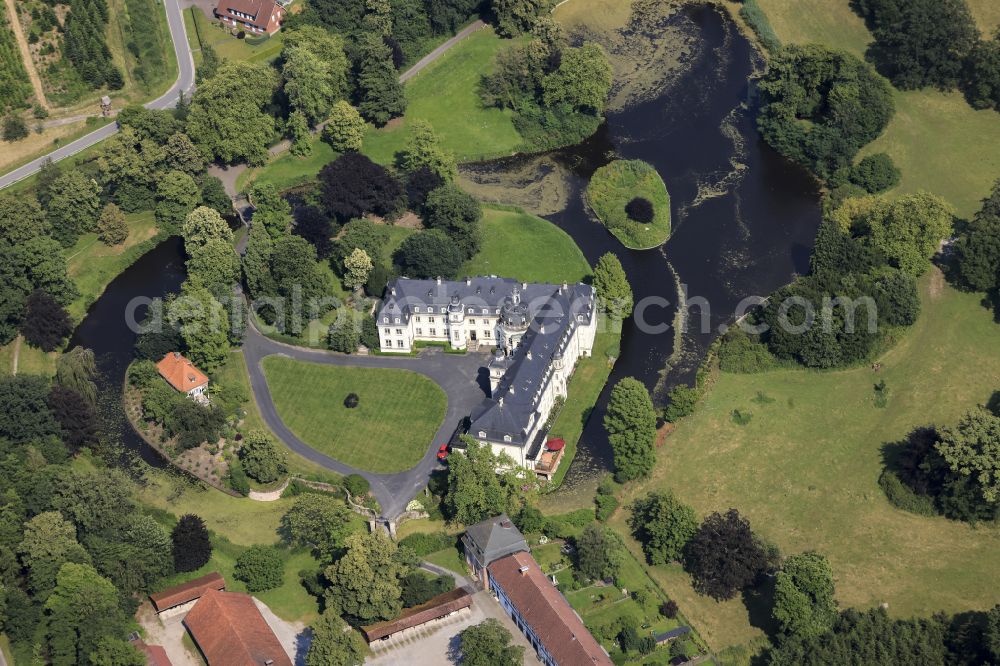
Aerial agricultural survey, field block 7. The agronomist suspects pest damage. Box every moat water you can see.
[70,4,821,485]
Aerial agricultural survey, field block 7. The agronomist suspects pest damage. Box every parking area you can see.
[366,590,541,666]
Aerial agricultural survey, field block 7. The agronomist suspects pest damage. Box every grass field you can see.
[262,358,447,473]
[461,206,592,284]
[65,210,164,320]
[610,273,1000,651]
[0,337,58,376]
[586,160,672,249]
[755,0,1000,218]
[424,545,468,576]
[361,27,524,164]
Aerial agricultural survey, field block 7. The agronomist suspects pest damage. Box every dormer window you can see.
[382,317,388,323]
[415,306,420,312]
[503,435,512,442]
[478,431,486,438]
[481,308,487,314]
[394,318,400,324]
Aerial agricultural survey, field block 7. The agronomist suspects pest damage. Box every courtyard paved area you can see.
[365,590,541,666]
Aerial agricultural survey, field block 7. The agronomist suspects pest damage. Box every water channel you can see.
[69,3,821,488]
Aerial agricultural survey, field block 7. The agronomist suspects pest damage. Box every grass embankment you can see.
[65,210,166,320]
[586,160,672,250]
[261,358,447,473]
[461,206,592,284]
[610,274,1000,651]
[755,0,1000,218]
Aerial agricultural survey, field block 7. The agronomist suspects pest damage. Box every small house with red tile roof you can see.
[488,551,612,666]
[157,352,209,402]
[184,589,292,666]
[150,572,226,614]
[130,640,173,666]
[215,0,284,35]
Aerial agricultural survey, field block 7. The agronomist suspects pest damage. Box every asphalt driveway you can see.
[242,324,490,521]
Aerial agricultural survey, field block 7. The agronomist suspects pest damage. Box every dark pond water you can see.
[68,236,187,467]
[69,4,819,488]
[471,4,822,487]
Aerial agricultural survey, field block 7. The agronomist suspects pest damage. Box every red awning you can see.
[546,438,565,451]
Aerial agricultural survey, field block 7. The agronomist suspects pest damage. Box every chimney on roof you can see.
[436,276,442,285]
[526,351,532,361]
[173,352,180,358]
[518,565,530,575]
[390,287,396,296]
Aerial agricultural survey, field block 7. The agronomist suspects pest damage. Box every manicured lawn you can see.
[240,138,338,192]
[65,210,164,321]
[461,206,592,284]
[586,160,672,250]
[212,351,344,485]
[424,545,468,576]
[262,357,447,473]
[755,0,1000,218]
[0,338,58,377]
[610,273,1000,652]
[361,28,524,164]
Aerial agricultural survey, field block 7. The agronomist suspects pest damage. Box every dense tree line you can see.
[757,44,895,181]
[951,179,1000,308]
[62,0,123,90]
[854,0,1000,111]
[480,17,612,150]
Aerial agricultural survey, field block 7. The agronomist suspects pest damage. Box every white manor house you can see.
[377,277,598,479]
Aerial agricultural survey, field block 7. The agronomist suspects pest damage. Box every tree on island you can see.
[625,197,655,223]
[592,253,633,322]
[456,618,524,666]
[604,377,657,482]
[171,514,213,573]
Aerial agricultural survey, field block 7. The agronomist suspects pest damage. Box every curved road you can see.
[243,323,490,522]
[0,0,196,190]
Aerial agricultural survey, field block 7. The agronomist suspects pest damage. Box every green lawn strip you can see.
[544,330,622,492]
[586,160,671,250]
[424,545,468,576]
[261,357,447,473]
[461,206,592,284]
[65,210,165,321]
[754,0,1000,218]
[213,351,344,485]
[362,28,525,165]
[610,274,1000,652]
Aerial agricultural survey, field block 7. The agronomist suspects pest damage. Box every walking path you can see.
[400,20,485,83]
[0,0,195,189]
[4,0,48,110]
[242,321,489,522]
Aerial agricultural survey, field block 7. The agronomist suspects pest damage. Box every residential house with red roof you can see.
[214,0,285,35]
[156,352,209,402]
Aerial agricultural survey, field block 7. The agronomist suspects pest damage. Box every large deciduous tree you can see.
[283,46,343,126]
[280,494,355,561]
[934,407,1000,504]
[46,171,102,247]
[423,184,482,260]
[155,170,201,233]
[44,563,126,666]
[399,120,456,181]
[319,151,403,222]
[238,430,287,484]
[458,618,524,666]
[772,551,838,639]
[97,203,129,246]
[234,545,284,592]
[323,531,405,622]
[56,346,98,406]
[604,377,657,482]
[575,524,625,583]
[356,34,407,125]
[683,509,768,601]
[323,101,367,152]
[445,438,522,525]
[47,385,99,451]
[343,248,374,291]
[542,43,612,113]
[249,182,293,239]
[0,375,59,444]
[18,511,91,598]
[22,290,72,352]
[305,610,366,666]
[166,281,231,371]
[490,0,549,37]
[187,61,277,166]
[628,490,699,565]
[953,179,1000,293]
[393,229,462,279]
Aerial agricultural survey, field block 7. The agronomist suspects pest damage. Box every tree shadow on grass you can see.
[741,575,779,641]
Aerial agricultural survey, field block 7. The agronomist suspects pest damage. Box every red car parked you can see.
[437,444,450,461]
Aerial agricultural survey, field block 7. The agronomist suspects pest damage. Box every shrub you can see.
[594,493,619,522]
[344,473,370,498]
[2,115,29,142]
[234,545,284,592]
[625,197,654,223]
[398,531,456,557]
[171,514,212,573]
[228,458,250,496]
[878,469,937,516]
[731,409,753,426]
[401,571,454,607]
[660,599,679,618]
[717,329,777,373]
[664,384,700,422]
[344,393,360,409]
[739,0,781,53]
[850,153,900,193]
